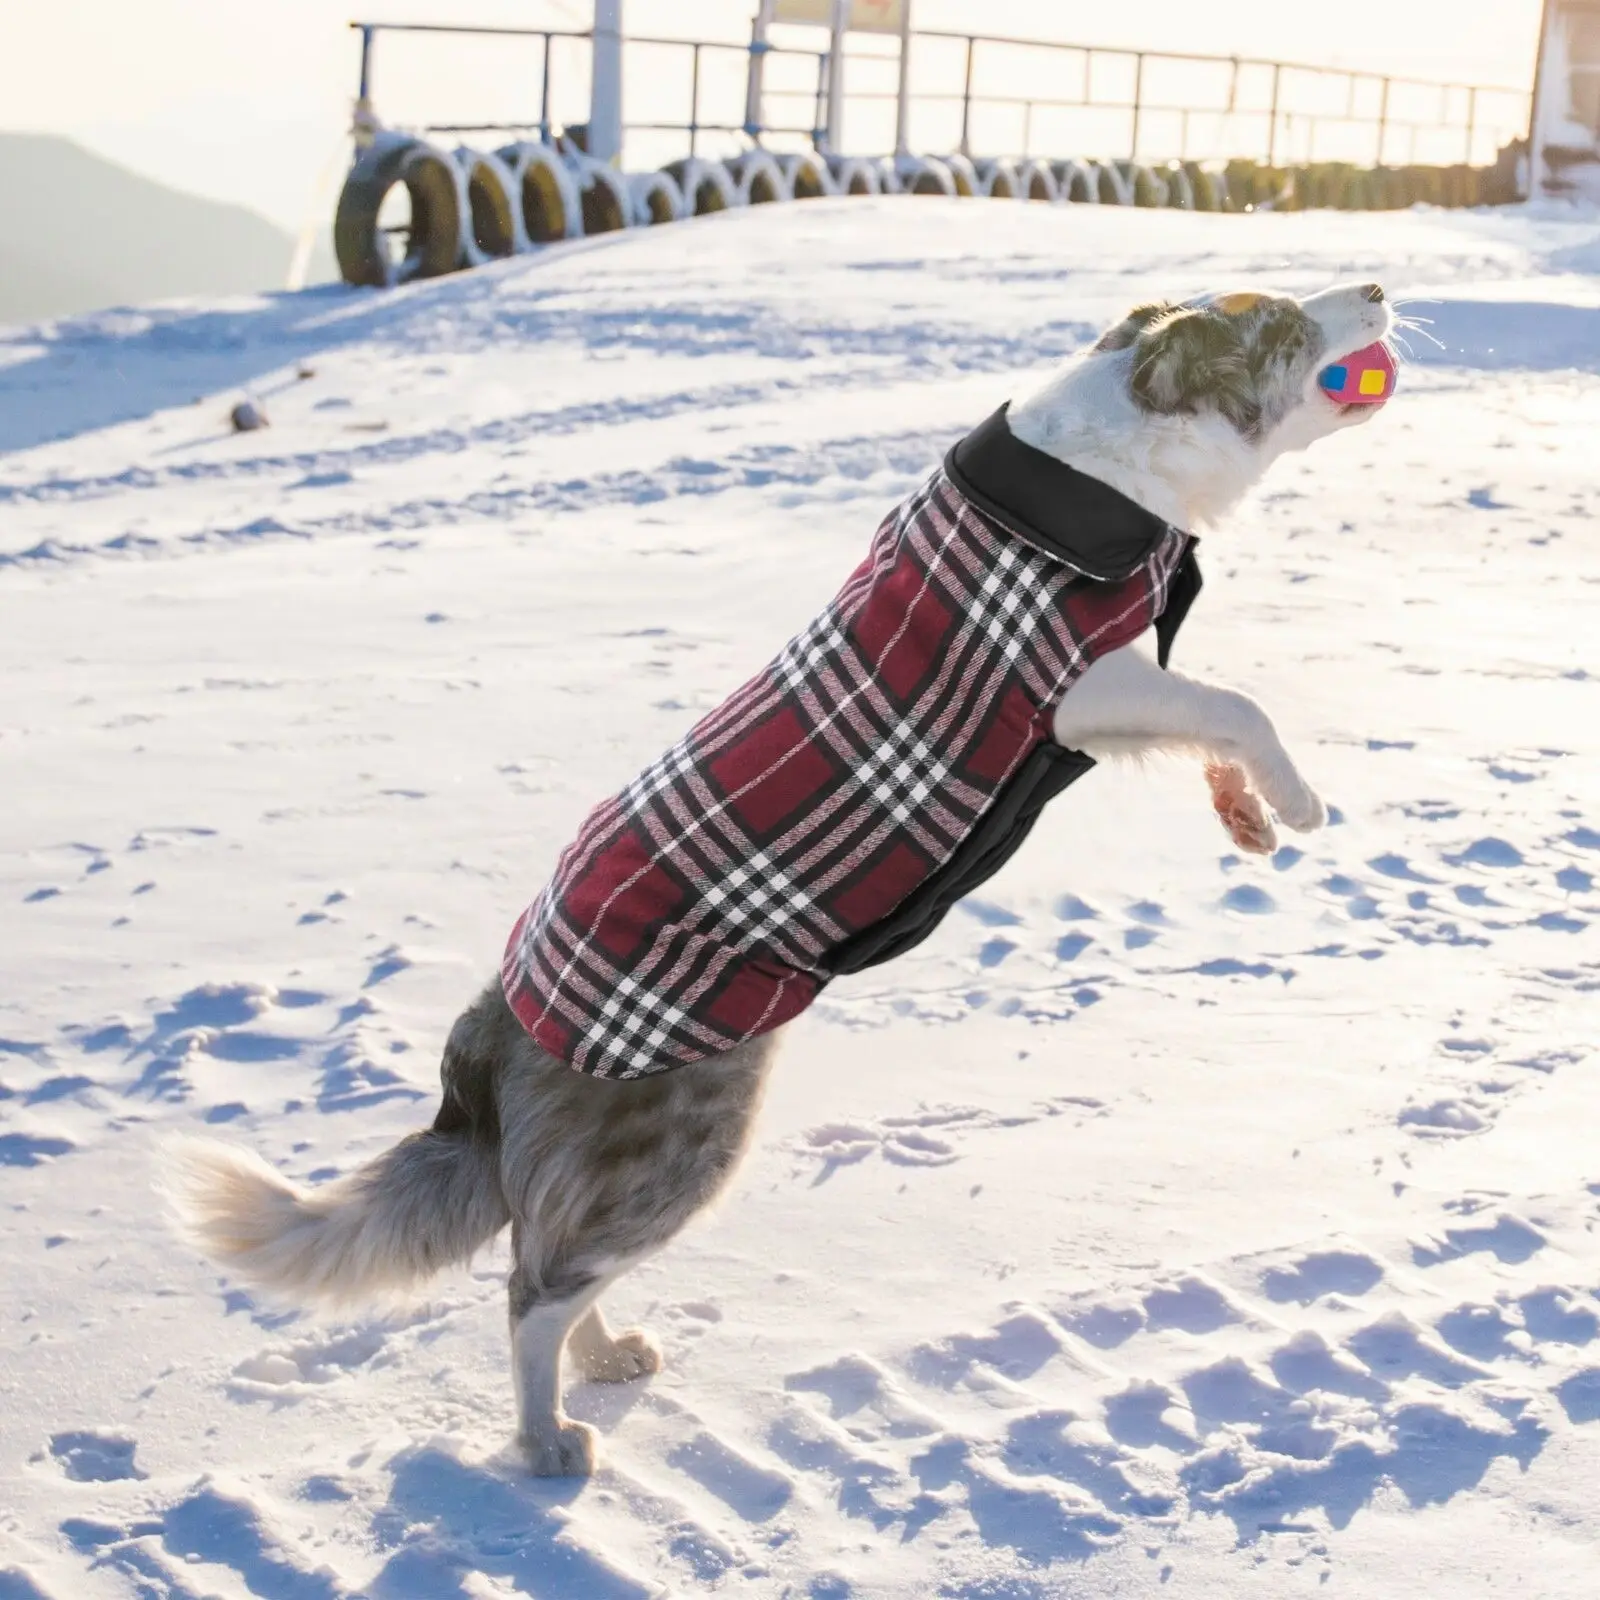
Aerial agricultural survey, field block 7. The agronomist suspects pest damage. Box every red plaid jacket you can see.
[503,407,1201,1077]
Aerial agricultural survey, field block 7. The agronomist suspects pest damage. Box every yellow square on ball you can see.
[1359,368,1386,396]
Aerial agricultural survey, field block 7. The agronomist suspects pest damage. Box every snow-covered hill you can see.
[1,198,1597,1599]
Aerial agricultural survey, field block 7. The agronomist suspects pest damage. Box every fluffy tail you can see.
[165,1125,510,1308]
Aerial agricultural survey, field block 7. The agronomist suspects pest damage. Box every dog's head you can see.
[1009,282,1395,529]
[1096,283,1393,448]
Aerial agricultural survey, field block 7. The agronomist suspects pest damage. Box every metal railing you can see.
[887,30,1528,169]
[350,20,828,158]
[347,18,1530,173]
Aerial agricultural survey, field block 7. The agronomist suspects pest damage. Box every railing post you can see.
[960,35,976,158]
[1130,51,1144,159]
[744,0,774,140]
[352,24,379,149]
[894,0,914,158]
[1023,100,1033,159]
[825,0,848,155]
[1267,60,1281,165]
[812,49,828,150]
[357,25,375,103]
[689,42,702,158]
[1465,83,1478,164]
[589,0,624,164]
[1376,74,1390,166]
[540,32,554,145]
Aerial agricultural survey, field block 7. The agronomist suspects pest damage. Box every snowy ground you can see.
[1,197,1598,1599]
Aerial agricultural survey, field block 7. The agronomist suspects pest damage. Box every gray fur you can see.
[171,977,778,1476]
[1108,294,1328,440]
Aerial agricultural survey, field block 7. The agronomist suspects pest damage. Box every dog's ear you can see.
[1129,308,1261,433]
[1094,301,1178,352]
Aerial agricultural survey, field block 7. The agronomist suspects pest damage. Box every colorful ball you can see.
[1319,341,1396,405]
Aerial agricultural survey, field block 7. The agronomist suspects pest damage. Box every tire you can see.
[892,155,958,197]
[726,150,790,205]
[495,142,583,243]
[827,156,881,196]
[781,151,836,199]
[1184,161,1223,211]
[942,153,980,197]
[1056,159,1098,204]
[1122,162,1165,207]
[1160,161,1194,209]
[976,159,1021,198]
[629,169,684,226]
[1095,162,1132,205]
[334,134,466,287]
[1224,158,1263,210]
[456,147,525,264]
[1017,160,1059,202]
[567,156,631,234]
[662,158,739,215]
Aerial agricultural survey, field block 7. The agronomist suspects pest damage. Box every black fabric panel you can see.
[1155,542,1203,669]
[824,742,1096,977]
[944,405,1175,582]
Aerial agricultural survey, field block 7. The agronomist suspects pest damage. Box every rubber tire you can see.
[496,142,583,242]
[662,158,739,215]
[1017,160,1059,202]
[781,151,836,199]
[630,169,684,226]
[726,151,790,205]
[827,156,881,196]
[335,135,465,287]
[976,159,1021,198]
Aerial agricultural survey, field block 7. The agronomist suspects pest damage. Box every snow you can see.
[1,196,1597,1598]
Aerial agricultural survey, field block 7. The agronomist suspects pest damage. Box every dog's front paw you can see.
[521,1418,598,1478]
[1274,783,1328,834]
[1206,762,1277,855]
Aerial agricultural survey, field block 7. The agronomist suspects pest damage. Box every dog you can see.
[169,282,1394,1475]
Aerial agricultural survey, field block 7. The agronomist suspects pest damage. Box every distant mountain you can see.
[0,132,332,324]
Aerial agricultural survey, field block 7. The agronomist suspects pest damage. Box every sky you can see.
[2,0,1546,236]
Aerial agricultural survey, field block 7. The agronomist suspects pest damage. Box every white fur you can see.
[1014,282,1392,847]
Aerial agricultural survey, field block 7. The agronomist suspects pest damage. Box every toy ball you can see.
[1319,341,1396,405]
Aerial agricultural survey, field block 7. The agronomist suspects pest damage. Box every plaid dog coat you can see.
[503,406,1202,1077]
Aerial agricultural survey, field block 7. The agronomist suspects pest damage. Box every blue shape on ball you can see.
[1320,364,1349,393]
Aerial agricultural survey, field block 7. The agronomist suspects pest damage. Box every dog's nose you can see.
[1362,283,1385,303]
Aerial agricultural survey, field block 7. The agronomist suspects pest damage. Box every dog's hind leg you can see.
[567,1303,663,1383]
[493,1014,783,1474]
[506,1229,621,1476]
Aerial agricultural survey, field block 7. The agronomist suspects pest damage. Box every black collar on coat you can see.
[944,403,1184,583]
[943,403,1203,669]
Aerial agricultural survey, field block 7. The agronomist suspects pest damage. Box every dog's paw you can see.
[576,1327,663,1384]
[521,1417,598,1478]
[1206,762,1277,856]
[1274,783,1328,834]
